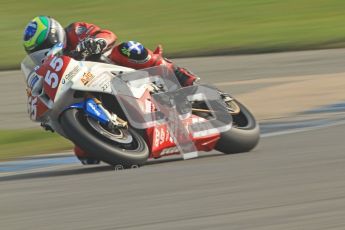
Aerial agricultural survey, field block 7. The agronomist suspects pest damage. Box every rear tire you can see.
[60,109,149,167]
[215,101,260,154]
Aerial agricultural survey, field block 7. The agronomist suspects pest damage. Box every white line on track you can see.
[1,118,344,178]
[0,163,80,178]
[261,119,345,138]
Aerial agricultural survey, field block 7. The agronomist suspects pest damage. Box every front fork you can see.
[67,98,127,129]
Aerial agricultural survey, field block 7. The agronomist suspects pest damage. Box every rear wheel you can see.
[215,100,260,154]
[60,109,149,167]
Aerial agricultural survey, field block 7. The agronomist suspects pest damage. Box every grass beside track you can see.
[1,0,345,69]
[0,129,72,161]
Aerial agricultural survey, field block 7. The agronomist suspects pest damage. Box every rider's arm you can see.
[65,22,117,52]
[92,29,117,52]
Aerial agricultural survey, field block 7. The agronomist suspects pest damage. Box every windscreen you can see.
[21,49,49,81]
[21,43,64,80]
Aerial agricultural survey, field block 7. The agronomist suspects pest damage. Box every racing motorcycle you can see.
[21,43,259,167]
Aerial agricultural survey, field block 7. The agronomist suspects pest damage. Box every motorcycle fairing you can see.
[21,48,229,159]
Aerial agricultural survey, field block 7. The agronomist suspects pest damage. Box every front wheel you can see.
[215,101,260,154]
[60,109,149,167]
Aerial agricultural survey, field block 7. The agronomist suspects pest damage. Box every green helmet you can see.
[23,16,66,54]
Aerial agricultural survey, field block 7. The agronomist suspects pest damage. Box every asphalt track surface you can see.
[1,49,345,229]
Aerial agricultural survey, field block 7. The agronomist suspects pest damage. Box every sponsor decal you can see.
[192,117,205,124]
[88,101,101,116]
[28,73,40,88]
[64,65,80,82]
[154,128,160,147]
[81,72,95,85]
[95,74,111,91]
[160,128,166,144]
[160,147,179,156]
[75,26,87,35]
[101,81,110,91]
[121,47,131,57]
[145,99,153,113]
[82,73,112,91]
[154,128,171,147]
[76,25,95,40]
[28,96,37,120]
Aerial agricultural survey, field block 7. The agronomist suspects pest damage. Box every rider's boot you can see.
[74,146,100,165]
[174,66,200,87]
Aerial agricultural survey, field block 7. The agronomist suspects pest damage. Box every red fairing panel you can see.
[27,95,50,121]
[147,115,220,159]
[134,89,220,158]
[36,55,71,101]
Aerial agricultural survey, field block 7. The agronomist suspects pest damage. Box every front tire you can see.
[60,109,149,167]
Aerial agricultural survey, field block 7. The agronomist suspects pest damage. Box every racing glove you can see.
[76,38,107,57]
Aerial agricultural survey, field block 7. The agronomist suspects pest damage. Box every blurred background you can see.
[1,0,345,69]
[1,0,345,160]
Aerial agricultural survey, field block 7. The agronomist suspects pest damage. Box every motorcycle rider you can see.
[23,16,198,85]
[23,16,199,164]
